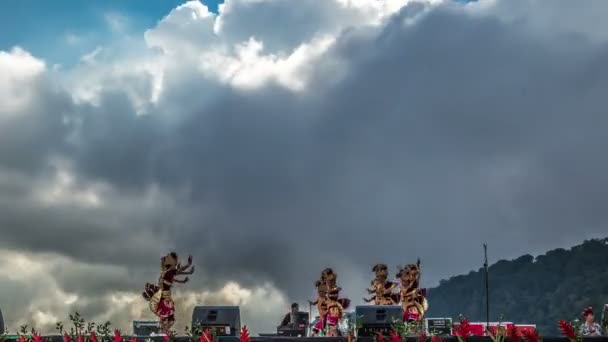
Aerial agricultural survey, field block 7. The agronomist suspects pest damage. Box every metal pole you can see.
[483,244,489,329]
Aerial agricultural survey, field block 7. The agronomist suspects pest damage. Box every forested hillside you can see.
[426,238,608,335]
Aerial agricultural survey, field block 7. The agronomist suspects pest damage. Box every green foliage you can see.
[55,322,64,335]
[391,318,423,339]
[185,322,204,342]
[426,238,608,336]
[487,315,506,342]
[68,312,86,337]
[95,322,112,341]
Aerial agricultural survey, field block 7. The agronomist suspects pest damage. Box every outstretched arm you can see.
[363,296,375,303]
[174,276,189,283]
[177,255,193,272]
[178,265,195,275]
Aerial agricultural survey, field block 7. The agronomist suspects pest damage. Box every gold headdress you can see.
[324,268,337,282]
[162,252,178,269]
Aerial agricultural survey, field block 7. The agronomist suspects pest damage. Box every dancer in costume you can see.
[311,299,329,336]
[310,271,330,336]
[142,252,195,332]
[324,269,351,310]
[326,301,344,337]
[396,260,428,323]
[363,264,399,305]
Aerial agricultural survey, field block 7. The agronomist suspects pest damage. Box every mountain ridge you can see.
[426,237,608,335]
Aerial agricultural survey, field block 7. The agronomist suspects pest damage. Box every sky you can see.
[1,0,608,336]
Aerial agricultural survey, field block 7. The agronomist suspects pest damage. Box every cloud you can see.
[1,0,608,335]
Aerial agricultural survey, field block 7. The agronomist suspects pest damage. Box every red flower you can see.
[32,332,43,342]
[507,325,520,342]
[63,333,71,342]
[113,330,122,342]
[76,335,83,342]
[240,326,250,342]
[17,336,27,342]
[431,336,444,342]
[418,332,428,342]
[163,334,170,342]
[558,321,576,341]
[200,329,214,342]
[376,331,385,342]
[454,318,472,339]
[522,329,541,342]
[89,332,98,342]
[389,331,402,342]
[129,337,137,342]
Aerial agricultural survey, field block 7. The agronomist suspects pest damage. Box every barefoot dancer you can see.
[142,252,195,332]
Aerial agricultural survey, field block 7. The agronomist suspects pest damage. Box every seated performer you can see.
[397,261,428,323]
[142,252,195,332]
[364,264,399,305]
[581,307,603,336]
[280,303,300,327]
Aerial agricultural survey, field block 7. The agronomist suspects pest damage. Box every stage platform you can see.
[3,336,608,342]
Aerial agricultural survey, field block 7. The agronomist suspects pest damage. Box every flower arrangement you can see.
[199,329,213,342]
[558,320,579,342]
[452,316,472,342]
[389,330,402,342]
[521,328,541,342]
[374,331,385,342]
[430,335,444,342]
[239,326,250,342]
[507,324,520,342]
[54,312,115,342]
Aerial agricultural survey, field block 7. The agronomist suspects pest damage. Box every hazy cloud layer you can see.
[1,0,608,334]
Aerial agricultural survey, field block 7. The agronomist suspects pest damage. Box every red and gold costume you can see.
[142,252,194,332]
[311,268,350,336]
[324,269,351,310]
[396,261,428,322]
[311,271,330,335]
[325,301,344,337]
[364,264,399,305]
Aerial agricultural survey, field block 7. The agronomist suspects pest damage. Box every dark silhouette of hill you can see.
[426,238,608,335]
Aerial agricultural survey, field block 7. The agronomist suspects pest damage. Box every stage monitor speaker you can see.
[0,307,4,334]
[355,305,403,336]
[192,306,241,336]
[132,320,161,336]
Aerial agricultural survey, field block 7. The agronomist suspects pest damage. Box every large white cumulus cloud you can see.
[2,0,608,335]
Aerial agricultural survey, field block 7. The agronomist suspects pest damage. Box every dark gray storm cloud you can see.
[1,0,608,332]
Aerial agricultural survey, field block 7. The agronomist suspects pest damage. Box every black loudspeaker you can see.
[0,307,4,334]
[132,320,161,336]
[192,306,241,336]
[355,305,403,336]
